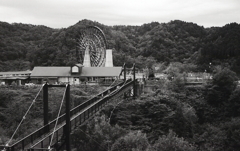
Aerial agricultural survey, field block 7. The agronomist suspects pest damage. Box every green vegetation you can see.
[1,19,240,75]
[1,67,240,150]
[1,19,240,150]
[71,67,239,151]
[0,85,105,145]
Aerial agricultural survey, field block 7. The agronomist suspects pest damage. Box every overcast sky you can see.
[0,0,239,28]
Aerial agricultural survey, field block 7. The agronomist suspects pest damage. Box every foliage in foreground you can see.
[72,67,240,151]
[72,115,196,151]
[1,67,240,150]
[150,130,196,151]
[72,116,127,151]
[0,85,104,145]
[111,131,150,151]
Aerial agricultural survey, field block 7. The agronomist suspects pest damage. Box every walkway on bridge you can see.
[1,65,140,151]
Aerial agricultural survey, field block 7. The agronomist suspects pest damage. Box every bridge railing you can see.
[70,79,134,131]
[5,79,133,151]
[29,79,134,150]
[69,79,128,117]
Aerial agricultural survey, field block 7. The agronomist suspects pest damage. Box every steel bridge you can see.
[0,66,140,151]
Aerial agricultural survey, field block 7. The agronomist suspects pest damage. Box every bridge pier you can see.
[124,64,127,99]
[133,64,136,99]
[65,84,71,151]
[43,84,71,151]
[43,83,49,133]
[123,63,138,99]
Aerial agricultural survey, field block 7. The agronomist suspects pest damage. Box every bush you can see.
[72,115,127,151]
[205,68,238,106]
[150,130,196,151]
[111,131,150,151]
[228,87,240,117]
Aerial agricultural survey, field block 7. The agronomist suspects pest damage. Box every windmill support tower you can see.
[105,49,113,67]
[83,46,91,67]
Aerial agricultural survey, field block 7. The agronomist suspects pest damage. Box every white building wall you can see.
[105,49,113,67]
[58,77,75,84]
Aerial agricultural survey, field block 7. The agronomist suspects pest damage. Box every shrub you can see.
[150,130,196,151]
[111,131,150,151]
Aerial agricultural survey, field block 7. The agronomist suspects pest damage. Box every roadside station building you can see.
[30,64,122,85]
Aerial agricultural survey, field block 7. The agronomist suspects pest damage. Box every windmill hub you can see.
[76,26,113,67]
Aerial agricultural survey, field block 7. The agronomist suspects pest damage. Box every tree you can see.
[72,115,127,151]
[150,130,196,151]
[228,87,240,117]
[212,68,238,88]
[205,68,238,106]
[111,131,150,151]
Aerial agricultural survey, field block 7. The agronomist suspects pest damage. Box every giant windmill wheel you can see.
[76,26,107,67]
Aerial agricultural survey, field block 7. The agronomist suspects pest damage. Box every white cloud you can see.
[0,0,239,28]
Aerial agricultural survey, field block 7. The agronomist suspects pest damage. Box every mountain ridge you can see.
[0,19,240,74]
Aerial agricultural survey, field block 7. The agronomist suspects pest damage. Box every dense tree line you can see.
[201,23,240,59]
[1,62,240,150]
[1,19,240,150]
[1,19,240,74]
[69,67,240,151]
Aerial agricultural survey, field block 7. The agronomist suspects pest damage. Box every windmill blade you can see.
[76,26,107,67]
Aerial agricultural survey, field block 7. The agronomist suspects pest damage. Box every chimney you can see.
[105,49,113,67]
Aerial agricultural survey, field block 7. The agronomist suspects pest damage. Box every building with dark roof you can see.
[30,65,122,85]
[0,71,31,85]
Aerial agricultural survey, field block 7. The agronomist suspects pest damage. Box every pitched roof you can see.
[30,66,122,77]
[81,67,122,77]
[0,71,31,75]
[0,77,29,80]
[31,67,71,77]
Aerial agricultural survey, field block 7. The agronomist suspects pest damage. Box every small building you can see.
[80,67,123,85]
[30,65,122,85]
[0,70,31,85]
[119,69,148,82]
[186,72,212,83]
[154,73,168,80]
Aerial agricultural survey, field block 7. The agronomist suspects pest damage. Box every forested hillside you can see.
[1,19,240,150]
[0,19,240,74]
[1,67,240,150]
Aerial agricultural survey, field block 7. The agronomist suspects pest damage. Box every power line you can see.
[48,85,67,149]
[5,84,44,147]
